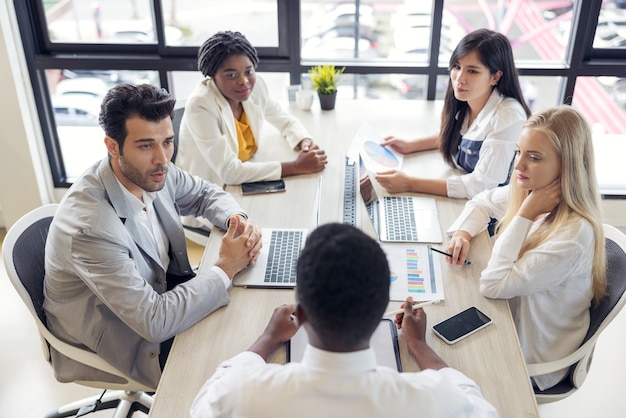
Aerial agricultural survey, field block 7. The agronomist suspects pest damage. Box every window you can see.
[14,0,626,187]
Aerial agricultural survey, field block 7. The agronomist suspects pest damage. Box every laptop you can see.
[359,166,443,243]
[232,228,308,288]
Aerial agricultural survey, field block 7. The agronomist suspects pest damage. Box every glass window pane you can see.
[46,69,160,180]
[301,1,384,61]
[593,0,626,47]
[573,76,626,195]
[386,74,429,99]
[518,76,559,112]
[44,0,159,44]
[574,76,626,134]
[161,0,278,46]
[390,1,466,65]
[443,0,575,65]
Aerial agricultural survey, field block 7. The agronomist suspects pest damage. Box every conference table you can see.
[148,99,539,418]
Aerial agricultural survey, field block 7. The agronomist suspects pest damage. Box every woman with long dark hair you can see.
[376,29,531,199]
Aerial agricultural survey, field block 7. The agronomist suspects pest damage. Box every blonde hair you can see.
[497,105,607,304]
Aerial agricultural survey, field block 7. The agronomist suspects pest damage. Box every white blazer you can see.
[176,76,310,186]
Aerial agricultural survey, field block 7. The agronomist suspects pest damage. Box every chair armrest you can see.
[526,341,596,377]
[37,323,154,391]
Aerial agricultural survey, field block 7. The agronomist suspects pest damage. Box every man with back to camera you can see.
[190,223,499,417]
[43,83,263,389]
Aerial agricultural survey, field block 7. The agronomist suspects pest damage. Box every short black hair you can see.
[98,83,175,149]
[296,223,390,349]
[197,31,259,78]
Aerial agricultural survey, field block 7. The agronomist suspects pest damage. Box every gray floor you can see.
[1,229,625,418]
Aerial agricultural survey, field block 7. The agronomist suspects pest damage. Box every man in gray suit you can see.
[43,83,262,389]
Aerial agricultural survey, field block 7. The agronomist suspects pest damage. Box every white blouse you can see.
[448,186,595,390]
[446,89,527,199]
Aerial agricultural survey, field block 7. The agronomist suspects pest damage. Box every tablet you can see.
[287,319,402,371]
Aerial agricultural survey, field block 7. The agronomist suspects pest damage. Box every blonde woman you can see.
[445,106,606,390]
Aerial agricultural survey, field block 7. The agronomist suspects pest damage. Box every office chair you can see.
[2,204,154,417]
[171,103,185,164]
[528,223,626,404]
[171,99,211,247]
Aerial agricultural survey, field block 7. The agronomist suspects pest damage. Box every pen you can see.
[383,299,441,317]
[430,247,472,265]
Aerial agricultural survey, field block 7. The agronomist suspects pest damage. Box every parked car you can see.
[104,22,184,45]
[387,11,458,100]
[61,69,158,86]
[51,77,108,127]
[52,94,101,127]
[302,29,381,60]
[388,73,449,100]
[390,3,466,64]
[303,2,377,40]
[54,77,109,99]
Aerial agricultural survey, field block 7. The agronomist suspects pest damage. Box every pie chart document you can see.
[350,123,404,173]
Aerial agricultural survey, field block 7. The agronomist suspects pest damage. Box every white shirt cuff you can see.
[210,266,232,290]
[446,175,466,199]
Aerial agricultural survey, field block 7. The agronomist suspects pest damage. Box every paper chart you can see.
[382,243,445,302]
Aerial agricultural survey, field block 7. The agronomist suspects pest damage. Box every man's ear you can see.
[295,303,307,326]
[104,136,120,157]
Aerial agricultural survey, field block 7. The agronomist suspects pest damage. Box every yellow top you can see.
[235,111,257,161]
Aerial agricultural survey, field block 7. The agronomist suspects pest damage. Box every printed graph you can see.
[384,244,444,302]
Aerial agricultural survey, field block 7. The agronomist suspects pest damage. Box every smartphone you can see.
[432,306,492,345]
[241,180,286,195]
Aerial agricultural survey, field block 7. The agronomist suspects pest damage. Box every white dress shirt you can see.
[446,89,527,199]
[190,345,499,418]
[448,186,595,390]
[115,176,231,289]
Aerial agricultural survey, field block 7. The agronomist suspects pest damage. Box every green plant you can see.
[308,65,345,95]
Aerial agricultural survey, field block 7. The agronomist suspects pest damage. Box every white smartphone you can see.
[432,306,492,345]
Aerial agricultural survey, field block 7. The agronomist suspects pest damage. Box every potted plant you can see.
[308,65,345,110]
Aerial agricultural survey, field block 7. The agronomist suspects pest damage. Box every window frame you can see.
[14,0,626,187]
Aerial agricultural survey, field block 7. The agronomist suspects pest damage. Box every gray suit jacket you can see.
[43,159,243,389]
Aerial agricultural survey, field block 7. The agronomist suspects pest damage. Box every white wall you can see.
[0,1,54,228]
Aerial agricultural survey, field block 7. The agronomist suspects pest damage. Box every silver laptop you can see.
[359,165,443,243]
[232,228,308,288]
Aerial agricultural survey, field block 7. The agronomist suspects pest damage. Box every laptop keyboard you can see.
[264,230,304,283]
[383,197,419,241]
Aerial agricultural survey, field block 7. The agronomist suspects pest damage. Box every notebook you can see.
[232,228,307,288]
[359,169,443,243]
[287,319,402,371]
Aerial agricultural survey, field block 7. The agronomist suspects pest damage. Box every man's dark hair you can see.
[98,83,175,149]
[296,223,390,350]
[197,31,259,78]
